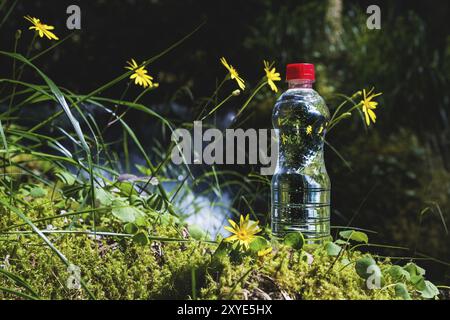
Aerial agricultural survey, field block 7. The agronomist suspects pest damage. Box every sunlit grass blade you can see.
[0,51,90,152]
[0,286,39,300]
[0,268,39,298]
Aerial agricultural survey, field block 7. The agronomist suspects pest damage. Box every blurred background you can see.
[1,0,449,283]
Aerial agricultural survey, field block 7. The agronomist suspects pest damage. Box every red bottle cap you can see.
[286,63,315,81]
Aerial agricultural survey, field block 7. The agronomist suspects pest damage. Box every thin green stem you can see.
[29,32,75,62]
[197,76,228,119]
[2,229,218,244]
[328,102,361,132]
[0,0,17,29]
[233,81,266,123]
[201,91,235,121]
[329,99,349,124]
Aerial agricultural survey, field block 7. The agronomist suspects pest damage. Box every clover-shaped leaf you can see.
[403,262,425,285]
[417,280,439,299]
[112,200,146,225]
[389,265,411,282]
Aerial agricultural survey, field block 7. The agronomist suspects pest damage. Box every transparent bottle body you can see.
[271,81,331,244]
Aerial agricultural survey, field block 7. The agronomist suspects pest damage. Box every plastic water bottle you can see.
[271,63,331,244]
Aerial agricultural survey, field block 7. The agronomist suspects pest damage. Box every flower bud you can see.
[15,29,22,40]
[351,90,362,99]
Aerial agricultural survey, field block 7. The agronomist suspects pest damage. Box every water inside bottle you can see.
[271,85,331,244]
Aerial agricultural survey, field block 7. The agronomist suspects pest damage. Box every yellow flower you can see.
[220,57,245,90]
[224,214,261,249]
[257,247,272,257]
[306,125,313,135]
[360,88,382,126]
[24,16,59,40]
[263,60,281,92]
[125,59,155,88]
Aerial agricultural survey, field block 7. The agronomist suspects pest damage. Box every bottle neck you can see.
[288,79,314,89]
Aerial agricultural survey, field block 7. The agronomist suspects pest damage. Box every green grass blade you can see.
[0,268,39,298]
[0,286,40,300]
[0,198,96,299]
[0,51,90,152]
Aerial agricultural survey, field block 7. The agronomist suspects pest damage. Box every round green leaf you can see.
[403,262,426,285]
[112,206,136,222]
[325,242,342,256]
[388,265,411,282]
[339,230,368,243]
[116,182,138,196]
[95,188,113,206]
[249,236,270,253]
[132,231,149,246]
[30,186,47,198]
[124,222,139,234]
[112,201,146,224]
[355,255,377,279]
[134,214,148,227]
[418,280,439,299]
[284,232,304,250]
[394,283,412,300]
[188,224,208,240]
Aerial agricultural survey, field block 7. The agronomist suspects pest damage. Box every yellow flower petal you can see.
[368,109,376,123]
[220,57,245,90]
[264,60,280,93]
[364,107,370,126]
[258,247,272,257]
[24,16,58,40]
[228,219,238,229]
[224,235,238,242]
[360,88,382,126]
[124,59,157,89]
[224,226,237,234]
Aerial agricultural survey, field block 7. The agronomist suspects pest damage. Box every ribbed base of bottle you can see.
[271,203,331,245]
[272,218,331,244]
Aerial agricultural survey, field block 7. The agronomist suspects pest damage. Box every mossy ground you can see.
[0,183,431,300]
[0,233,401,300]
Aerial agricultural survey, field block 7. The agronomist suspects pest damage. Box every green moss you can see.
[0,183,437,300]
[0,233,421,300]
